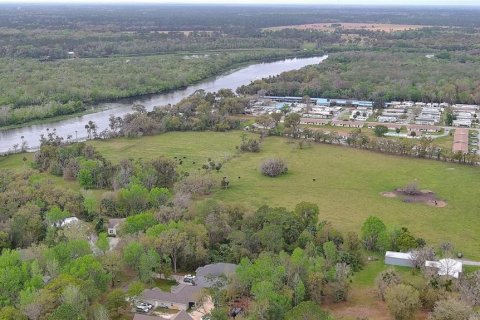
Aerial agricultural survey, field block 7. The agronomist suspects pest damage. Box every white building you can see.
[384,251,414,267]
[425,259,462,278]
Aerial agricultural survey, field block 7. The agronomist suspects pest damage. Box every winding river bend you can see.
[0,55,328,153]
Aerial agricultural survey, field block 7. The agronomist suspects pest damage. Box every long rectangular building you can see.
[452,128,469,154]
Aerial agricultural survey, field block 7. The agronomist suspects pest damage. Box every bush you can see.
[385,284,420,320]
[240,139,260,152]
[260,158,288,177]
[430,298,473,320]
[174,174,216,196]
[375,268,402,301]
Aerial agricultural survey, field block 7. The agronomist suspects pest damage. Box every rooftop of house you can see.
[141,284,202,305]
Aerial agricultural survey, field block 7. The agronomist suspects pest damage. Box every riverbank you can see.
[0,48,320,130]
[0,55,328,152]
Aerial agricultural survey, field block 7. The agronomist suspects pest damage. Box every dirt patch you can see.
[265,22,430,33]
[381,189,446,207]
[325,288,429,320]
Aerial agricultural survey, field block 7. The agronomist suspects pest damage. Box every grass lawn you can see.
[153,278,178,291]
[210,134,480,259]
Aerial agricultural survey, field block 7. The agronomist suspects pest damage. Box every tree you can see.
[374,125,389,137]
[410,246,435,269]
[284,113,301,138]
[105,289,126,318]
[122,242,144,271]
[459,270,480,306]
[96,233,109,254]
[285,301,333,320]
[430,298,473,320]
[138,249,161,284]
[260,158,288,177]
[47,304,85,320]
[385,284,420,320]
[126,281,144,301]
[121,213,157,234]
[10,203,44,248]
[0,306,27,320]
[61,285,88,316]
[271,112,282,128]
[375,268,402,301]
[294,202,319,228]
[157,229,187,273]
[361,216,387,251]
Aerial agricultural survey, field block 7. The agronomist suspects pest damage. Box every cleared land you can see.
[265,22,429,32]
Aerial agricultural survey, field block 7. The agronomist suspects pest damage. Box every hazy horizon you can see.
[0,0,479,6]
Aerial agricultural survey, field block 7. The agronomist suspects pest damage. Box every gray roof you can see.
[133,314,168,320]
[195,263,237,288]
[172,310,194,320]
[141,284,202,305]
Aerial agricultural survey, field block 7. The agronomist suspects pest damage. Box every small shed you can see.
[384,251,414,267]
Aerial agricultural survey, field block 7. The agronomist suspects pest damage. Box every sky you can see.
[0,0,478,5]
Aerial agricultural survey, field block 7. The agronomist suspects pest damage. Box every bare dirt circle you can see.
[381,189,446,207]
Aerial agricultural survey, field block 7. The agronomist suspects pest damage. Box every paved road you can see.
[458,259,480,266]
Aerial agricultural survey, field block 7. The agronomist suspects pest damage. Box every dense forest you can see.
[238,51,480,104]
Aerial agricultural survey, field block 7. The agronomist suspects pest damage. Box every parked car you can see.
[135,302,153,313]
[183,274,196,284]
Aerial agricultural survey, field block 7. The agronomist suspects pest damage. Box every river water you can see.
[0,55,328,153]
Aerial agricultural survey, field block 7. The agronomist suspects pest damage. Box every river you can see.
[0,55,328,153]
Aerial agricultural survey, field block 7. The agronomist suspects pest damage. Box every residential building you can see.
[384,251,414,267]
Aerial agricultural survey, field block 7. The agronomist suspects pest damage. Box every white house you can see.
[425,259,462,278]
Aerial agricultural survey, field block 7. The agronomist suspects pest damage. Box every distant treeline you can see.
[238,51,480,105]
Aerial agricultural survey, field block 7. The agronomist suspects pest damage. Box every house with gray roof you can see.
[140,284,202,310]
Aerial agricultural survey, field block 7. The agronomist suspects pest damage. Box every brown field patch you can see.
[381,189,447,207]
[265,22,429,33]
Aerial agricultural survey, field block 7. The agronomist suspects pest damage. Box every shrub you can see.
[240,139,260,152]
[375,268,402,301]
[430,298,473,320]
[260,158,288,177]
[174,174,216,196]
[385,284,420,320]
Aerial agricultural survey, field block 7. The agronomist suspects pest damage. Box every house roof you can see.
[172,310,194,320]
[425,259,462,278]
[452,128,469,154]
[141,284,202,305]
[133,314,169,320]
[385,251,412,260]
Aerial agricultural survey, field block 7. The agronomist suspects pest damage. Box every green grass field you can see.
[3,130,479,259]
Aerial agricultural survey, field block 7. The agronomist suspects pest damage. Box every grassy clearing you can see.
[211,135,480,259]
[153,278,178,291]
